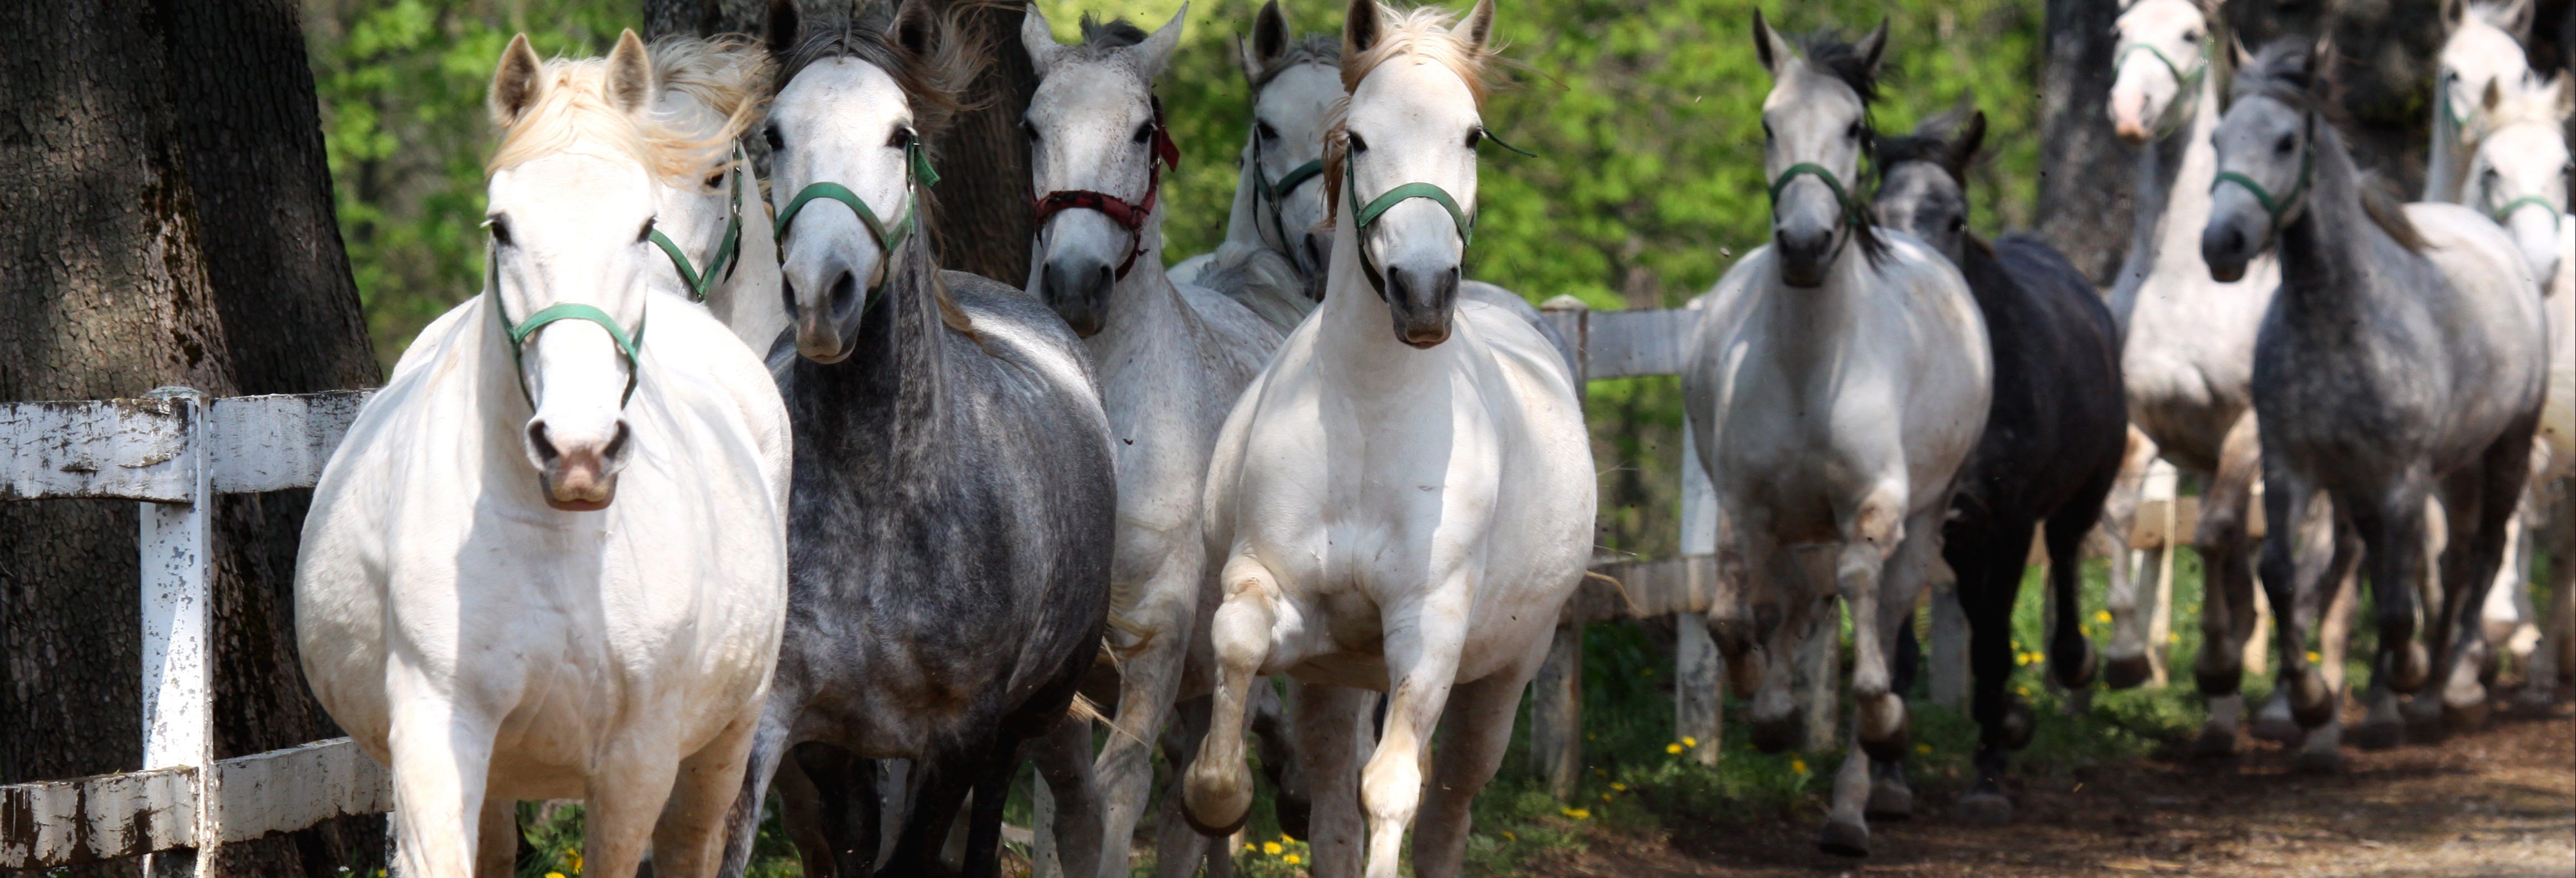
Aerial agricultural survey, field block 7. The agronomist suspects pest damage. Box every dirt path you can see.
[1526,702,2575,877]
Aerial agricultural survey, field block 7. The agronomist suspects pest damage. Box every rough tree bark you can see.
[2225,0,2439,192]
[924,0,1040,285]
[1,0,381,875]
[2034,0,2132,286]
[645,0,769,41]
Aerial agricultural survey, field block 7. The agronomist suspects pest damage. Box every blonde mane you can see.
[487,53,731,183]
[2475,75,2569,136]
[651,34,773,140]
[1323,3,1505,225]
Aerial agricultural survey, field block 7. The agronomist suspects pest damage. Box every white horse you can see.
[296,32,790,878]
[1684,13,1988,857]
[1016,6,1287,876]
[1180,2,1593,876]
[1168,0,1344,330]
[2429,0,2539,204]
[646,35,790,351]
[2104,0,2295,755]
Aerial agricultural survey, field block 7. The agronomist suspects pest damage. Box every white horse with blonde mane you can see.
[646,35,791,351]
[1181,3,1593,876]
[2429,0,2540,204]
[295,32,790,878]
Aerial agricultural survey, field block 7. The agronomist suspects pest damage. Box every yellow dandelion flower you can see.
[1279,833,1294,843]
[1245,844,1258,853]
[2169,633,2182,644]
[1503,831,1517,841]
[1561,807,1591,819]
[1601,792,1614,802]
[1681,736,1698,747]
[1610,782,1628,791]
[1916,743,1932,754]
[2095,610,2112,624]
[1285,854,1302,865]
[1790,758,1808,774]
[2017,686,2032,696]
[547,874,565,878]
[2016,653,2032,666]
[2306,650,2322,664]
[1665,743,1684,754]
[1263,841,1283,856]
[568,852,583,874]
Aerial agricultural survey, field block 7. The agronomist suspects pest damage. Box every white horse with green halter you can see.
[2429,0,2539,204]
[643,35,789,352]
[296,32,790,878]
[1017,6,1287,876]
[1168,0,1344,330]
[1181,3,1593,876]
[1683,13,1987,858]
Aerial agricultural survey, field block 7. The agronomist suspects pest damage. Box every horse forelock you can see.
[489,57,728,182]
[1250,34,1343,89]
[773,12,982,138]
[1321,6,1503,228]
[1073,12,1152,54]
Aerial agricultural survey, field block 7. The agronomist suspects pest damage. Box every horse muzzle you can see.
[1383,264,1459,348]
[526,418,630,511]
[1773,223,1838,289]
[789,265,870,363]
[2199,218,2256,284]
[1041,256,1114,338]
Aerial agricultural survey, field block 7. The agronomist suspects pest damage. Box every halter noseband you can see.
[2116,39,2209,138]
[1253,153,1325,253]
[1031,97,1181,280]
[773,139,939,313]
[1340,130,1529,301]
[2208,110,2317,242]
[1765,161,1868,266]
[484,248,646,408]
[646,145,748,303]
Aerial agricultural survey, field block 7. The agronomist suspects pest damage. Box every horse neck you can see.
[1220,134,1267,249]
[2274,127,2394,323]
[799,237,951,443]
[1094,210,1192,353]
[2427,100,2466,202]
[2119,69,2224,297]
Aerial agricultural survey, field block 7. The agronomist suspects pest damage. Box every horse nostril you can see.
[604,419,631,461]
[781,276,800,317]
[526,420,561,464]
[1091,264,1114,299]
[827,270,860,320]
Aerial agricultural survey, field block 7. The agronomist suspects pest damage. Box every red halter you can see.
[1031,97,1181,280]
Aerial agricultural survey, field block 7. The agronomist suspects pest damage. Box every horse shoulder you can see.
[651,298,794,510]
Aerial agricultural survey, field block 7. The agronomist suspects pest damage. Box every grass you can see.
[495,542,2562,877]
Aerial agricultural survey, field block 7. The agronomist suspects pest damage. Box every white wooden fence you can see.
[1,387,390,874]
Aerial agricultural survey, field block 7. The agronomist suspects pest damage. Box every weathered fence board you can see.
[207,392,373,494]
[0,398,194,502]
[0,767,196,869]
[213,738,392,844]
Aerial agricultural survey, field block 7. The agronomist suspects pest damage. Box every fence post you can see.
[1530,296,1590,798]
[1675,415,1725,765]
[138,387,214,878]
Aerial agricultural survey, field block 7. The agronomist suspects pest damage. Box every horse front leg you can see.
[716,705,796,877]
[2101,425,2162,689]
[1093,588,1193,877]
[1360,585,1470,878]
[2190,413,2264,757]
[2255,469,2333,732]
[1181,554,1281,836]
[383,670,498,878]
[652,712,764,877]
[2433,432,2537,731]
[1840,485,1912,761]
[1294,684,1374,878]
[580,732,685,878]
[1410,644,1550,878]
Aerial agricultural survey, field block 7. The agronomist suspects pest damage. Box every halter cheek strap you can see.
[2116,41,2209,138]
[773,140,938,312]
[646,145,748,302]
[1252,151,1325,253]
[1031,97,1181,280]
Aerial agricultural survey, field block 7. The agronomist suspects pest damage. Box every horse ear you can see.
[1134,3,1188,79]
[1855,18,1890,75]
[1021,2,1063,75]
[490,33,544,128]
[1947,111,1987,181]
[1456,0,1497,53]
[2485,76,2506,114]
[1251,0,1292,70]
[1345,0,1383,57]
[2444,0,2466,30]
[605,29,654,116]
[887,0,937,58]
[2555,72,2574,121]
[2230,33,2253,69]
[765,0,800,59]
[1752,7,1795,76]
[2307,32,2335,82]
[2496,0,2537,40]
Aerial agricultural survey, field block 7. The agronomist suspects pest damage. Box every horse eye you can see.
[637,218,656,244]
[1256,120,1279,141]
[1133,121,1155,144]
[703,171,725,188]
[1847,121,1864,141]
[2274,134,2296,155]
[2183,29,2201,42]
[888,126,916,150]
[1349,133,1369,153]
[1948,217,1967,232]
[486,216,513,247]
[1021,117,1041,142]
[1466,127,1484,149]
[764,123,785,152]
[1761,120,1774,139]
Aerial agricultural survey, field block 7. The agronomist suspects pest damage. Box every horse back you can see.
[1948,234,2128,530]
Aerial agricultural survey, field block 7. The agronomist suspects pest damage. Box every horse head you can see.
[2109,0,2217,143]
[1752,9,1886,289]
[763,0,971,363]
[2203,37,2330,283]
[1328,0,1498,348]
[2468,70,2572,283]
[484,30,714,510]
[1020,3,1186,337]
[1875,108,1987,265]
[1239,0,1343,284]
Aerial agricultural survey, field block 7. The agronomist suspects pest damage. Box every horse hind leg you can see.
[1949,526,2029,826]
[1029,712,1102,878]
[1294,684,1374,878]
[1181,554,1283,836]
[2433,430,2537,731]
[650,714,763,878]
[1153,696,1217,878]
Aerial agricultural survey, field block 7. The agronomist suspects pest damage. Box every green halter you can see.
[773,140,939,309]
[484,249,646,407]
[1765,161,1867,264]
[2116,40,2208,138]
[645,146,747,302]
[2209,111,2317,242]
[1253,155,1324,252]
[2491,194,2565,228]
[1339,130,1529,300]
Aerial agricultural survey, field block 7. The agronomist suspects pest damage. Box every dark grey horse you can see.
[2203,39,2547,747]
[716,1,1119,875]
[1874,110,2127,823]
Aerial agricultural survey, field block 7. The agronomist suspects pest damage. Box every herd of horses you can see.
[279,0,2576,875]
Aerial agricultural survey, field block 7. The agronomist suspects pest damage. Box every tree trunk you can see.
[2224,0,2439,193]
[925,0,1038,285]
[2033,0,2131,286]
[645,0,770,41]
[1,0,381,875]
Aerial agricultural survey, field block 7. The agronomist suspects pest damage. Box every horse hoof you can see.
[2190,725,2239,759]
[2443,696,2492,733]
[2399,692,2445,737]
[2513,686,2560,710]
[2389,642,2432,694]
[2250,691,2300,744]
[2350,718,2403,751]
[1857,695,1910,761]
[2001,697,2037,751]
[1955,789,2013,825]
[2194,664,2243,697]
[1817,819,1870,858]
[1181,802,1250,839]
[1750,713,1801,754]
[2289,673,2338,729]
[2104,654,2153,690]
[2292,746,2346,774]
[1867,778,1914,820]
[2053,640,2100,690]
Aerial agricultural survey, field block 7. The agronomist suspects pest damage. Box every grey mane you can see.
[1251,34,1342,88]
[1068,13,1150,58]
[2230,38,2426,251]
